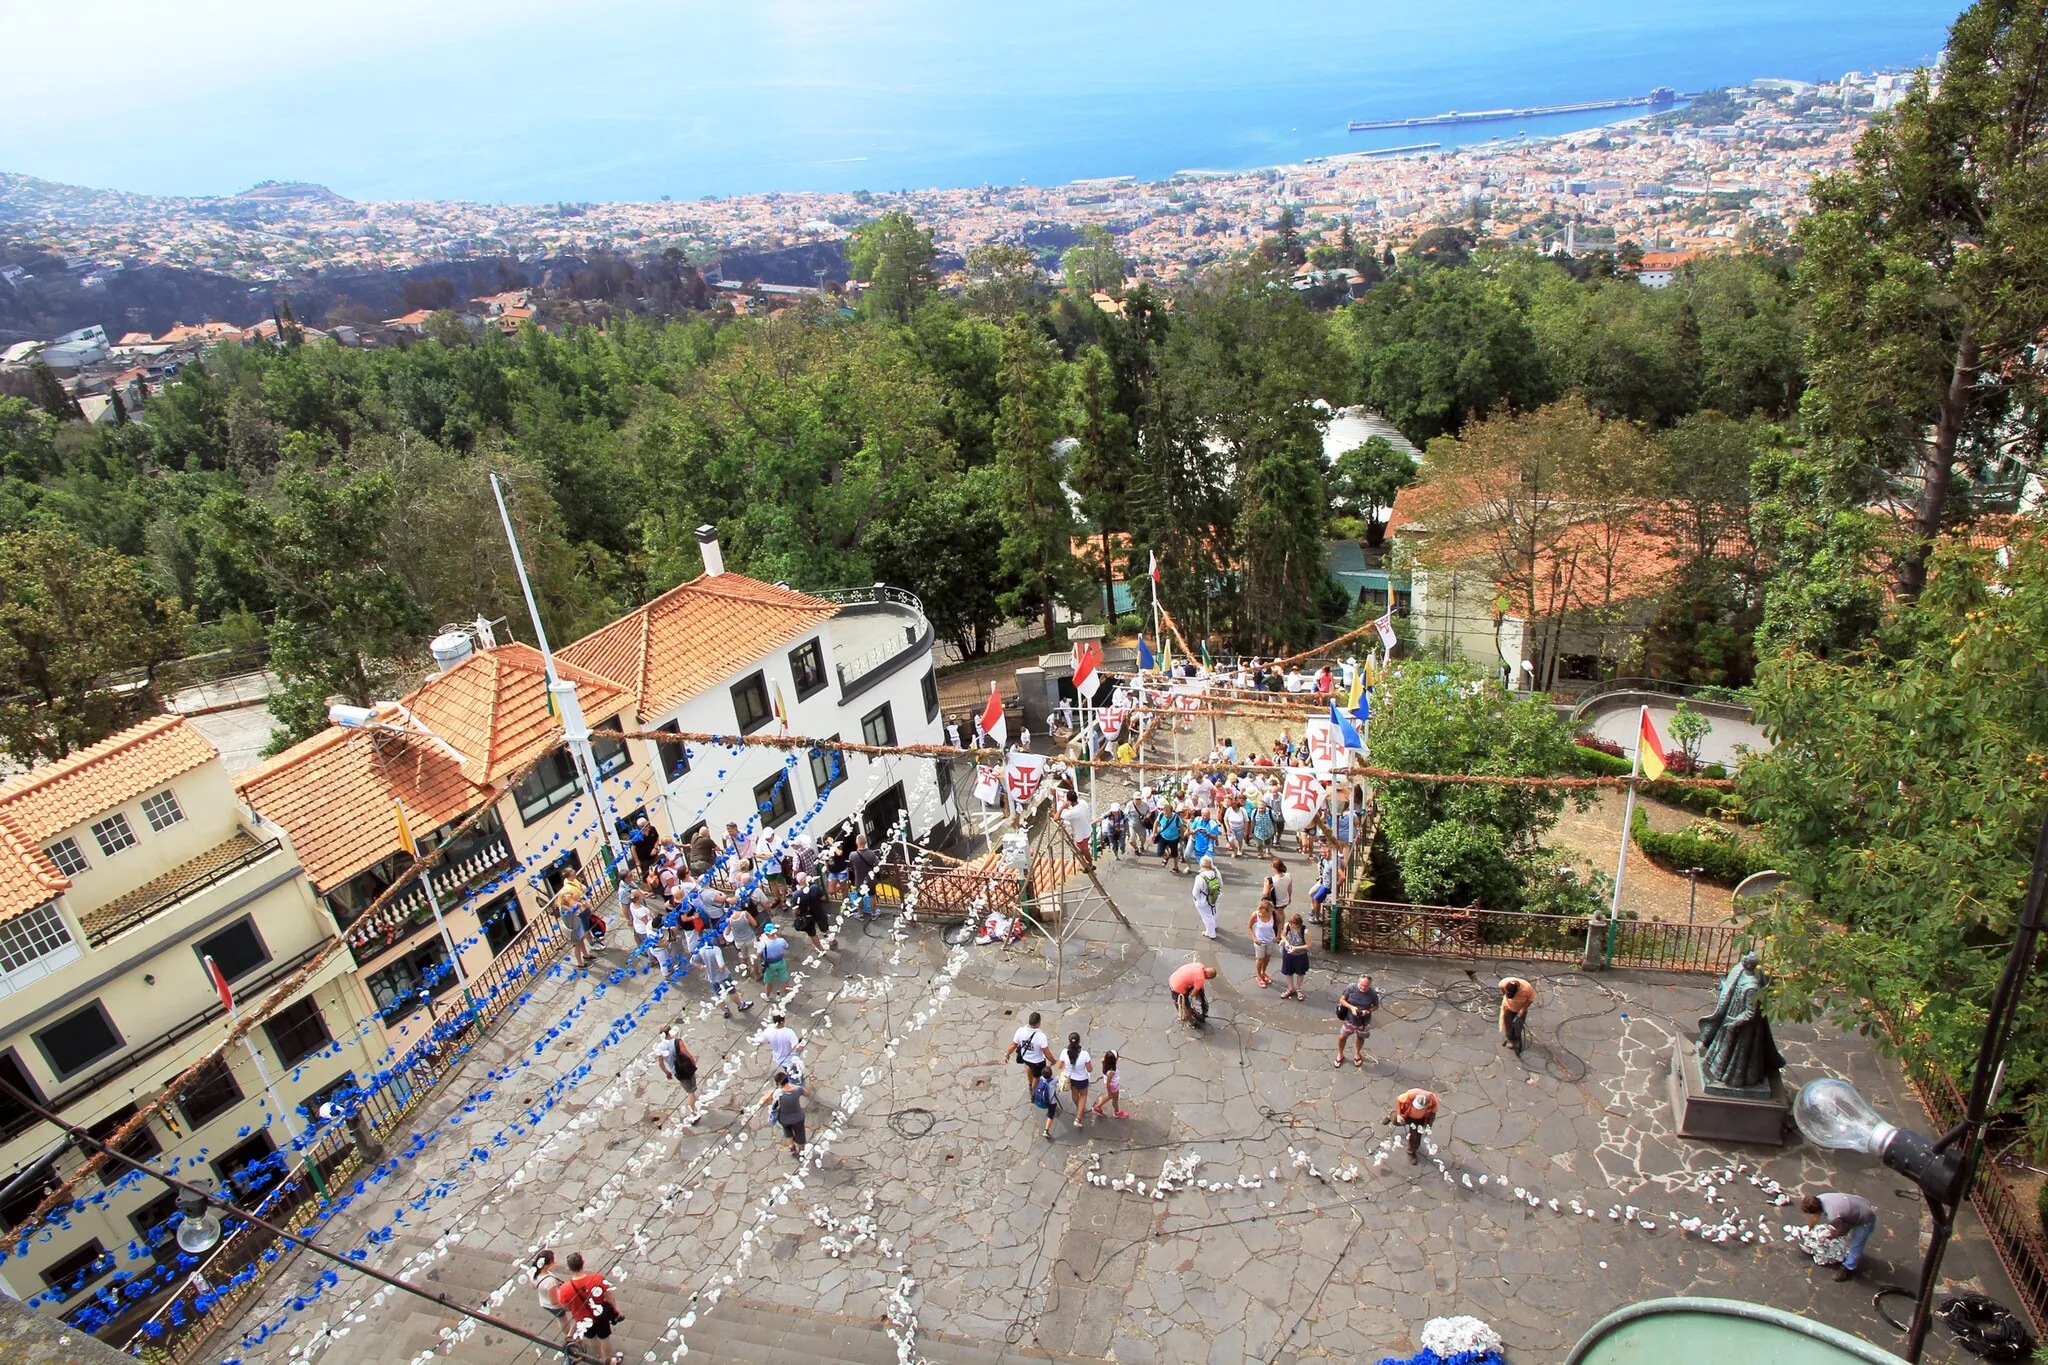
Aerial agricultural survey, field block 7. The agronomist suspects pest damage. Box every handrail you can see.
[85,838,285,948]
[809,584,927,619]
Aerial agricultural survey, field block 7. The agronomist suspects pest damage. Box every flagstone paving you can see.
[221,850,2013,1365]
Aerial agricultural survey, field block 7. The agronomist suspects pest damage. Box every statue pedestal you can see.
[1668,1038,1789,1146]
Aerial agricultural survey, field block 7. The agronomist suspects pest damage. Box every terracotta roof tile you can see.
[235,726,485,892]
[559,574,838,723]
[0,811,67,921]
[0,715,217,845]
[406,643,630,786]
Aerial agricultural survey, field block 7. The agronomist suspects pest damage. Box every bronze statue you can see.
[1696,950,1785,1092]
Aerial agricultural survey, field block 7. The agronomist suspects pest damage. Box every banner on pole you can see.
[972,765,1004,806]
[1005,752,1049,803]
[1281,767,1324,831]
[1302,718,1341,774]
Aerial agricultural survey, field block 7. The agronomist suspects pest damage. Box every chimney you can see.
[696,524,725,577]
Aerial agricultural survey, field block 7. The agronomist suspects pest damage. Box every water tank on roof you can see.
[430,630,475,674]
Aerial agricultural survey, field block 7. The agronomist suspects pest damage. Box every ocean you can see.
[2,0,1958,203]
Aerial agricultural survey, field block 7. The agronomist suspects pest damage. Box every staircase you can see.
[344,1243,1084,1365]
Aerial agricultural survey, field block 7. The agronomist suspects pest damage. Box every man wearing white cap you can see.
[1192,855,1222,939]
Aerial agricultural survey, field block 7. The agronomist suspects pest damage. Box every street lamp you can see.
[1684,867,1704,925]
[1793,810,2048,1362]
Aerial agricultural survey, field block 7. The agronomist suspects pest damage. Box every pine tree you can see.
[993,323,1079,640]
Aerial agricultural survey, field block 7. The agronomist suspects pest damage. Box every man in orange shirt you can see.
[1499,977,1537,1055]
[1169,961,1216,1023]
[1384,1087,1440,1163]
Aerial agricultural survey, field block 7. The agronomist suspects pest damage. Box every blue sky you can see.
[0,0,1957,203]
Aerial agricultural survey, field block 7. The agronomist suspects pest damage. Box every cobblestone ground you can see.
[222,849,2012,1365]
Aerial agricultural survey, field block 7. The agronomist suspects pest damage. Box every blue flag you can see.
[1138,636,1155,671]
[1331,700,1364,750]
[1352,690,1370,724]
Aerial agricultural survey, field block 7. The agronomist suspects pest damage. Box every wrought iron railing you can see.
[343,839,517,961]
[1331,899,1740,974]
[86,838,284,947]
[810,584,926,618]
[1604,917,1742,973]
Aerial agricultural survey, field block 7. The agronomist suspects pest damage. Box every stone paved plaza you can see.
[220,845,2017,1365]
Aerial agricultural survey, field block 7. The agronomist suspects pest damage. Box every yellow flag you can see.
[394,800,417,857]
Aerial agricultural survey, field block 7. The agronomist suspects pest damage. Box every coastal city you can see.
[0,70,1903,292]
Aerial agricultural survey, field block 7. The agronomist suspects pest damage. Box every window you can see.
[177,1056,243,1130]
[367,940,453,1024]
[592,716,628,778]
[479,891,526,956]
[1,1164,58,1233]
[0,1051,45,1144]
[299,1071,358,1127]
[264,998,332,1068]
[34,1001,122,1081]
[808,738,846,797]
[88,1105,162,1186]
[90,813,136,858]
[936,759,955,806]
[753,771,796,828]
[195,918,269,984]
[45,837,88,877]
[789,639,827,700]
[653,722,690,784]
[861,703,896,748]
[129,1189,183,1266]
[213,1131,280,1203]
[0,902,78,981]
[141,788,184,832]
[921,668,939,722]
[512,750,581,824]
[39,1239,112,1303]
[731,672,773,735]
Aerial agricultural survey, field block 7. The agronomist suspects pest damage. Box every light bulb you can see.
[174,1186,222,1256]
[1793,1077,1896,1157]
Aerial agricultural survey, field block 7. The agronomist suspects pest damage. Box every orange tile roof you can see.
[0,715,217,845]
[559,574,838,723]
[236,727,485,891]
[405,643,631,786]
[0,812,68,921]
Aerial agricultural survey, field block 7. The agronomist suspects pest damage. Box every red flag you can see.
[1637,706,1670,780]
[1149,551,1160,583]
[979,682,1007,748]
[203,955,234,1014]
[1071,640,1101,693]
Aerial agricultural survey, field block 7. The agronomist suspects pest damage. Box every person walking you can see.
[530,1249,568,1334]
[1091,1050,1127,1119]
[1336,974,1380,1067]
[1032,1065,1061,1139]
[554,1252,625,1365]
[1499,977,1537,1055]
[1247,899,1280,987]
[1250,799,1277,857]
[1060,1033,1094,1129]
[693,938,751,1017]
[1155,805,1185,871]
[1278,912,1310,999]
[1192,856,1223,939]
[556,883,593,970]
[654,1025,700,1122]
[757,923,791,1000]
[759,1012,803,1083]
[846,836,882,921]
[1187,810,1221,867]
[791,871,831,953]
[763,1070,809,1159]
[1384,1087,1440,1164]
[1802,1192,1878,1282]
[1005,1011,1052,1101]
[1104,805,1127,859]
[723,901,759,976]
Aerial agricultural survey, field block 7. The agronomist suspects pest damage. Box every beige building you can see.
[0,717,379,1333]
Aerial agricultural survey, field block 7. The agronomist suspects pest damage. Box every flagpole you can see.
[1609,706,1643,921]
[218,969,326,1197]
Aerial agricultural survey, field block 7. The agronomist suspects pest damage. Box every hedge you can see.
[1630,807,1767,885]
[1570,741,1738,817]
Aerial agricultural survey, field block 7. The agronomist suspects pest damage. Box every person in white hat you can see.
[1192,855,1222,939]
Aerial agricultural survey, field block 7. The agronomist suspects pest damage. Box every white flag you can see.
[1373,610,1397,653]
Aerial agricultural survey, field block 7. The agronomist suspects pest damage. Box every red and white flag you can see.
[1149,551,1160,584]
[1280,768,1324,832]
[203,955,234,1015]
[1372,610,1397,653]
[1071,640,1101,694]
[972,765,1004,805]
[979,682,1007,748]
[1005,752,1048,803]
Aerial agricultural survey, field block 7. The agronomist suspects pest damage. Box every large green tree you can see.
[1061,226,1128,297]
[0,530,186,763]
[845,211,939,324]
[1066,345,1132,620]
[1741,529,2048,1143]
[1797,0,2048,601]
[1340,267,1554,445]
[992,323,1079,640]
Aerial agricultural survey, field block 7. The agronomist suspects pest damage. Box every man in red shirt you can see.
[1169,962,1216,1023]
[1384,1087,1440,1164]
[553,1251,624,1364]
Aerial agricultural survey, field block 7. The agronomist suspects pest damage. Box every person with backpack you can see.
[1004,1011,1052,1101]
[1032,1066,1061,1139]
[1192,856,1223,939]
[654,1025,700,1123]
[554,1252,625,1364]
[1155,805,1185,870]
[763,1070,808,1159]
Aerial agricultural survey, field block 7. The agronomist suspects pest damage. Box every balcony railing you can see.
[83,835,284,948]
[344,837,516,961]
[810,584,926,617]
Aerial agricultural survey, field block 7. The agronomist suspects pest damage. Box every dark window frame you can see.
[478,890,527,956]
[45,836,88,877]
[808,737,846,798]
[591,715,629,779]
[512,749,582,825]
[213,1130,280,1204]
[90,812,136,858]
[731,672,773,735]
[788,639,827,701]
[920,668,939,722]
[194,917,270,984]
[936,759,955,806]
[128,1188,183,1266]
[88,1105,162,1186]
[264,997,332,1068]
[861,703,896,748]
[366,939,454,1024]
[177,1055,243,1130]
[39,1238,112,1303]
[33,1001,123,1081]
[0,1049,46,1145]
[652,721,690,784]
[753,771,796,828]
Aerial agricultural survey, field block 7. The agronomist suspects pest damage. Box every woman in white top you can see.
[1061,1033,1094,1129]
[1223,801,1247,858]
[530,1249,567,1331]
[627,892,656,950]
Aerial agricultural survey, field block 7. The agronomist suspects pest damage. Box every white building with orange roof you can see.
[0,716,377,1329]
